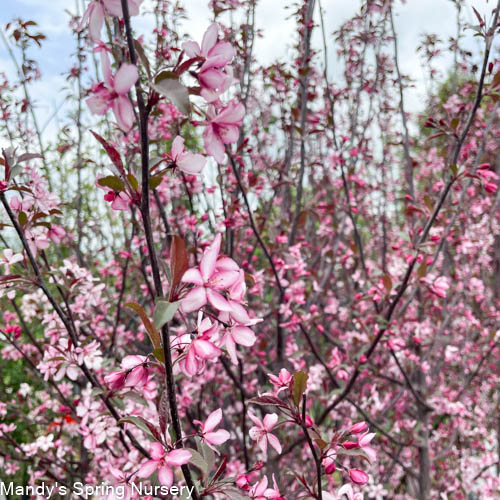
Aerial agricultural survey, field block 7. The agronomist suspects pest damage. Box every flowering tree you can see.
[0,0,499,499]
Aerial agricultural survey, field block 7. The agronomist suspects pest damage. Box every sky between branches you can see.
[0,0,495,147]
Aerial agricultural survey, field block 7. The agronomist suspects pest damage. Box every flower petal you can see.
[204,125,225,163]
[88,3,105,42]
[150,442,165,460]
[181,287,207,313]
[136,460,158,478]
[165,449,192,466]
[182,40,201,58]
[193,339,221,359]
[232,325,256,347]
[203,408,222,433]
[112,96,135,132]
[201,234,222,281]
[263,413,278,431]
[181,268,204,286]
[176,153,206,175]
[158,465,173,487]
[114,63,139,95]
[207,289,232,312]
[206,429,230,446]
[201,23,219,56]
[267,433,282,455]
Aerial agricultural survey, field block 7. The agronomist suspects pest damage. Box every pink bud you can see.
[485,182,497,193]
[349,468,369,485]
[236,474,250,490]
[322,457,336,474]
[350,421,367,434]
[343,441,359,449]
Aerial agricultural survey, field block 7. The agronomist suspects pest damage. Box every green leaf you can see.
[417,262,428,279]
[153,71,191,116]
[123,391,148,407]
[153,300,180,329]
[186,448,208,475]
[150,175,164,190]
[98,175,125,192]
[153,347,165,363]
[449,164,458,176]
[18,211,28,227]
[221,490,250,500]
[199,439,216,473]
[292,370,308,407]
[127,173,139,191]
[118,416,156,440]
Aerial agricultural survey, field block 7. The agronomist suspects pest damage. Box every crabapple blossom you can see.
[176,313,221,376]
[168,136,206,175]
[79,0,143,41]
[136,443,191,487]
[248,412,282,457]
[348,469,369,486]
[181,233,240,313]
[0,249,23,272]
[104,355,150,390]
[86,51,138,131]
[182,22,235,94]
[219,311,256,365]
[193,408,230,453]
[203,100,245,163]
[268,368,292,394]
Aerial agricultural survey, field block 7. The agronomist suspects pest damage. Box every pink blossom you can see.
[182,23,235,92]
[248,476,269,500]
[86,52,138,132]
[181,233,240,313]
[0,249,23,273]
[79,0,143,42]
[219,312,256,365]
[204,100,245,163]
[105,467,133,500]
[137,443,191,486]
[348,468,369,485]
[178,313,221,376]
[323,456,336,474]
[429,276,449,298]
[25,228,50,256]
[95,174,132,211]
[248,412,282,457]
[268,368,292,394]
[48,225,66,244]
[169,136,206,175]
[104,355,149,390]
[224,269,259,324]
[264,474,285,499]
[350,421,367,434]
[193,408,230,453]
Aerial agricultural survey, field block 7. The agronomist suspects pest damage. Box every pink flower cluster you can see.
[176,233,259,373]
[182,24,244,163]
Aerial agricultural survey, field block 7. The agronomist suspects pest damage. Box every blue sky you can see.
[0,0,494,147]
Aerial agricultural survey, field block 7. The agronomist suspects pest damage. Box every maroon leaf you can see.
[169,235,189,301]
[90,131,126,177]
